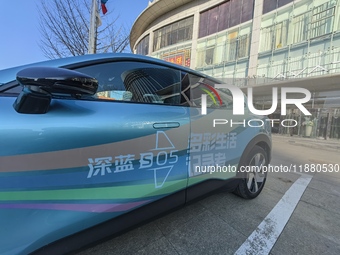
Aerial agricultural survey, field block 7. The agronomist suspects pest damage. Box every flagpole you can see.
[88,0,97,54]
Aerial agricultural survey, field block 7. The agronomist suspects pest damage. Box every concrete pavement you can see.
[273,134,340,152]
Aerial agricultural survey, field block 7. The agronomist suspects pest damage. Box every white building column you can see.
[148,31,154,55]
[190,11,200,69]
[248,0,264,77]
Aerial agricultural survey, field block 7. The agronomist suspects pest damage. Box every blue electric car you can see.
[0,53,271,254]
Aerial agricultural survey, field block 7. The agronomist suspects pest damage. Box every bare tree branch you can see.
[38,0,130,59]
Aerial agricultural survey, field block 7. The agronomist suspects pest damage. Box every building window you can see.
[153,16,194,52]
[199,0,254,38]
[263,0,293,14]
[310,2,335,39]
[229,0,242,28]
[274,20,288,49]
[205,47,215,65]
[226,33,250,61]
[241,0,255,23]
[136,35,149,55]
[196,48,206,68]
[260,20,288,52]
[196,46,216,67]
[263,0,277,14]
[227,38,237,61]
[260,25,274,52]
[291,13,308,44]
[196,30,250,68]
[238,34,250,58]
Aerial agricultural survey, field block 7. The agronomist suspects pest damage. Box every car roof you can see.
[0,53,214,85]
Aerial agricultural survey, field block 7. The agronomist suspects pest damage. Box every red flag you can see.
[101,0,108,14]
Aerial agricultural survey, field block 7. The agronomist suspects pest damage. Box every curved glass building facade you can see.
[131,0,340,80]
[130,0,340,139]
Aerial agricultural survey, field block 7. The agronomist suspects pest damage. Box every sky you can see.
[0,0,150,70]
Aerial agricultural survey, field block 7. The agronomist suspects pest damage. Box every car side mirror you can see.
[13,67,98,114]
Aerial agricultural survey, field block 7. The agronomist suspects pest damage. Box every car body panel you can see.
[0,97,190,254]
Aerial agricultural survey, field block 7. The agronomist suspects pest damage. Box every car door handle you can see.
[153,122,180,129]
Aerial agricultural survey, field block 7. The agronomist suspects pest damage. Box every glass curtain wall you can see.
[136,35,150,55]
[195,0,255,79]
[198,0,254,38]
[257,0,339,79]
[153,16,194,52]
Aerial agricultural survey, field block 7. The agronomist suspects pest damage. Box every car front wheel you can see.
[234,145,268,199]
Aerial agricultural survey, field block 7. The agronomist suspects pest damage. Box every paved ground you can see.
[274,134,340,152]
[77,135,340,255]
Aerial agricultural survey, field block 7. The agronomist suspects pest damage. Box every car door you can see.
[0,60,190,254]
[73,60,191,205]
[182,73,250,200]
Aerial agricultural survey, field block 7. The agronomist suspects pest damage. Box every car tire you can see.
[234,145,268,199]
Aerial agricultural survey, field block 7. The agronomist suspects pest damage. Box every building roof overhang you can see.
[130,0,195,51]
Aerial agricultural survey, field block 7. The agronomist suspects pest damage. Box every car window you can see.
[75,61,181,105]
[182,73,233,109]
